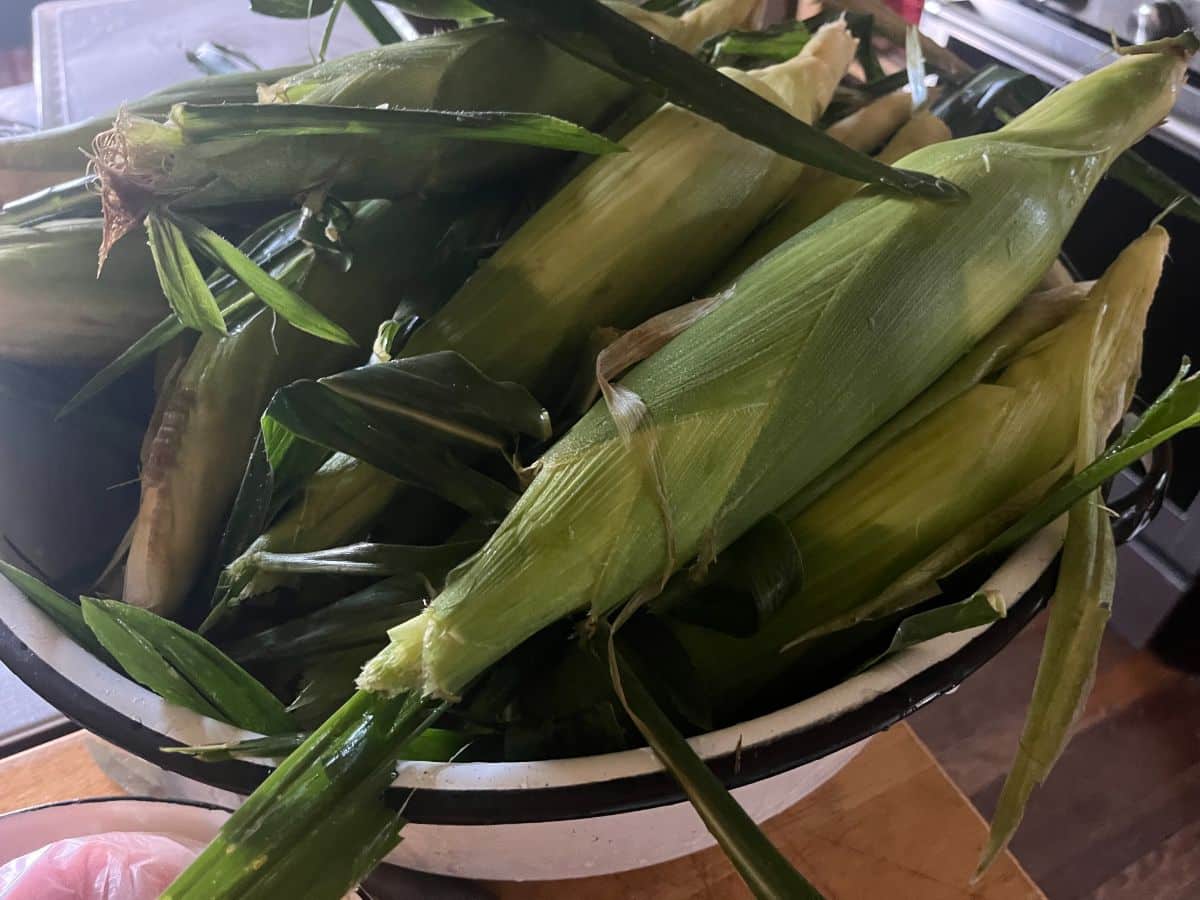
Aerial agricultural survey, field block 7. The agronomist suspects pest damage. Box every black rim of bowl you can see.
[0,795,232,821]
[0,571,1050,826]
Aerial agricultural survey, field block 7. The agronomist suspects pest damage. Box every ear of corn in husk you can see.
[92,0,758,234]
[0,67,301,204]
[0,219,163,364]
[672,227,1166,716]
[357,38,1193,701]
[400,20,857,392]
[222,21,859,605]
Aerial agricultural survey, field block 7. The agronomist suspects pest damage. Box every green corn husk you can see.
[713,108,951,288]
[0,67,299,203]
[402,20,857,391]
[777,280,1093,518]
[122,199,468,615]
[226,21,860,602]
[133,177,539,619]
[359,38,1193,700]
[0,219,163,364]
[674,227,1166,715]
[977,225,1169,871]
[165,43,1194,900]
[92,0,757,230]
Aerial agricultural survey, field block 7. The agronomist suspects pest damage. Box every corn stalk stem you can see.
[165,691,441,899]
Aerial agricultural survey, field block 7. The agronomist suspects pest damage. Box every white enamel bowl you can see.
[0,525,1068,881]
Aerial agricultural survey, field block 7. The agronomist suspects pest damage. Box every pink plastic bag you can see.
[0,831,200,900]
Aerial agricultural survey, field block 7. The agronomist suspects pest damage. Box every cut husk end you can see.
[92,109,181,269]
[357,614,428,697]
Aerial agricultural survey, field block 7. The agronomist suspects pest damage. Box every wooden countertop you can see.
[0,723,1043,899]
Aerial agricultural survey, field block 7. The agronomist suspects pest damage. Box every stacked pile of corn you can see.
[0,3,1194,897]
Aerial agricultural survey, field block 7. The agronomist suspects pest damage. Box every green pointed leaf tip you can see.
[264,380,517,518]
[980,494,1115,873]
[855,591,1006,674]
[81,598,225,721]
[260,351,549,517]
[708,21,811,66]
[169,103,625,158]
[81,597,295,734]
[0,560,107,658]
[167,211,357,347]
[163,733,305,761]
[144,210,228,336]
[317,350,553,445]
[60,216,310,419]
[609,636,824,899]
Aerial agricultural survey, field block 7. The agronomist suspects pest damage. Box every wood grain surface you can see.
[913,617,1200,900]
[487,725,1043,900]
[0,725,1043,899]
